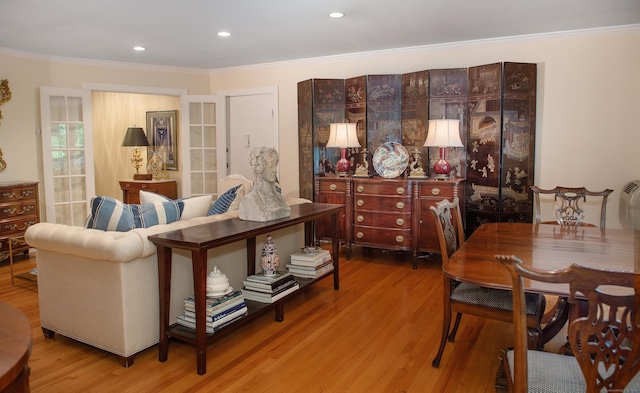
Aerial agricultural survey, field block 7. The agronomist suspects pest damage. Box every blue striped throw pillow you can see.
[85,196,182,231]
[85,196,135,231]
[208,184,242,215]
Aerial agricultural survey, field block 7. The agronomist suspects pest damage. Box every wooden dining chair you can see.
[530,186,614,330]
[530,186,614,228]
[430,198,546,368]
[496,255,640,392]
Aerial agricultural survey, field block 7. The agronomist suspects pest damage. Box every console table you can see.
[149,202,343,375]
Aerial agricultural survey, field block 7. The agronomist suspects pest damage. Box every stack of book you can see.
[241,271,299,303]
[286,249,334,278]
[176,290,247,334]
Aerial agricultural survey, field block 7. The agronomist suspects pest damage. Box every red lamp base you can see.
[336,147,351,176]
[433,147,451,180]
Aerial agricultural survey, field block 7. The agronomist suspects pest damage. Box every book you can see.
[242,282,300,303]
[287,264,334,279]
[183,301,247,321]
[184,296,246,315]
[245,271,293,284]
[183,290,243,310]
[176,310,247,334]
[242,275,297,293]
[177,304,248,329]
[286,259,333,272]
[289,250,331,266]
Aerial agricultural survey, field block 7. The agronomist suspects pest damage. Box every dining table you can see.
[443,222,639,343]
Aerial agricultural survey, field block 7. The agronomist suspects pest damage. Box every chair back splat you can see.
[496,255,640,393]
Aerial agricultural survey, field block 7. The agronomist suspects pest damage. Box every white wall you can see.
[0,26,638,228]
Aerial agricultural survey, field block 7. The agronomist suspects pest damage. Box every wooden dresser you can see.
[0,181,39,263]
[314,176,464,266]
[118,179,177,204]
[352,178,413,252]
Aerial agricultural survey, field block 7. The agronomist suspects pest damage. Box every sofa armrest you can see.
[25,223,145,263]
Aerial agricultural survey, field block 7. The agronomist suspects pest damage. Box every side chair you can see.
[430,198,545,368]
[530,185,614,335]
[530,186,614,228]
[496,255,640,392]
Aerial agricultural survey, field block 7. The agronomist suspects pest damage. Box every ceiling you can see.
[1,0,639,70]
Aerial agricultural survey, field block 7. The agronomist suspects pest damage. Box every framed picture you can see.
[146,110,178,170]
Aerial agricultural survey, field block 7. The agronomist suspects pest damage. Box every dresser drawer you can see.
[318,179,348,193]
[354,195,411,212]
[0,200,39,219]
[353,211,412,229]
[353,181,410,196]
[0,216,38,234]
[353,226,412,248]
[0,184,37,203]
[419,183,453,199]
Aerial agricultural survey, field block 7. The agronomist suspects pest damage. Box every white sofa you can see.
[25,175,310,367]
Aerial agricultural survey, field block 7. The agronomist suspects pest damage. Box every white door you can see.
[180,95,227,198]
[39,87,95,225]
[219,87,278,179]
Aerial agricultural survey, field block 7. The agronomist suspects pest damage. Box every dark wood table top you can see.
[443,222,638,296]
[149,203,344,251]
[0,302,31,392]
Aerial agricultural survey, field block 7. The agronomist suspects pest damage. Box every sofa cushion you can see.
[86,196,182,231]
[208,185,242,215]
[131,201,182,228]
[140,191,212,220]
[86,196,136,231]
[219,174,252,211]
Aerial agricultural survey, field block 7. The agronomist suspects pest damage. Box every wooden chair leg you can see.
[447,312,463,342]
[432,305,453,368]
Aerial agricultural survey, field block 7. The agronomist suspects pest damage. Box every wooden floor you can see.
[0,247,565,393]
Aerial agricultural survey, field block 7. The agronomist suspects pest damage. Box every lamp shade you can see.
[424,119,463,147]
[326,123,360,148]
[122,127,149,147]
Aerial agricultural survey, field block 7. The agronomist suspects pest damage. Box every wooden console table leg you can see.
[192,249,209,375]
[157,246,172,363]
[331,211,340,290]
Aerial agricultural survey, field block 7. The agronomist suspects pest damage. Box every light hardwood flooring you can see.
[1,247,565,393]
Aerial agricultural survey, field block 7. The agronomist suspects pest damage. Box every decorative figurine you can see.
[206,266,232,297]
[353,148,371,177]
[260,234,280,277]
[408,147,427,178]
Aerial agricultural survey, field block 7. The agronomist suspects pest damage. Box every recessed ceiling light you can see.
[218,31,231,37]
[329,12,344,18]
[133,46,146,51]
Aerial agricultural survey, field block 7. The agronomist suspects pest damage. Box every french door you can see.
[39,87,95,225]
[180,95,227,198]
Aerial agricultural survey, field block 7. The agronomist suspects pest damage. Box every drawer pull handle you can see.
[396,218,404,226]
[395,235,404,243]
[396,201,404,209]
[356,185,365,193]
[356,215,364,223]
[329,183,337,191]
[431,187,441,196]
[356,231,364,239]
[396,187,405,195]
[141,184,148,189]
[357,199,364,207]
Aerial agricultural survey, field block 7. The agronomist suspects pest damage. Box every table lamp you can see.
[326,123,360,176]
[424,119,463,180]
[121,126,151,180]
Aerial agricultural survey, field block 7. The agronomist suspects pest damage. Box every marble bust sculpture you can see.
[239,147,291,222]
